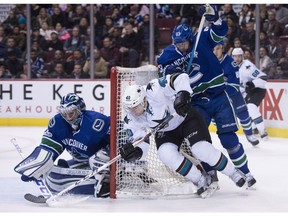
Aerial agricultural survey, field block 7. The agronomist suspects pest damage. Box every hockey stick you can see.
[10,138,54,201]
[42,112,178,206]
[186,4,209,74]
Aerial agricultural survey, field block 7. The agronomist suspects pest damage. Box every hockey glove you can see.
[120,142,143,162]
[174,91,192,117]
[199,4,219,22]
[245,81,255,94]
[164,65,184,75]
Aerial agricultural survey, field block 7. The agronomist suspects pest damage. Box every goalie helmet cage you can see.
[110,65,197,199]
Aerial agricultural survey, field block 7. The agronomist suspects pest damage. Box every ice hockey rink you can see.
[1,126,288,214]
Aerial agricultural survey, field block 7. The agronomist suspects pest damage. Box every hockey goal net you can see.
[110,65,197,199]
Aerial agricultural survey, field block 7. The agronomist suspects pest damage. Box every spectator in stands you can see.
[156,4,174,19]
[78,17,89,36]
[243,48,255,63]
[238,4,254,30]
[110,26,123,48]
[83,48,108,78]
[0,37,22,60]
[226,15,241,48]
[138,14,160,62]
[0,64,12,79]
[71,5,88,26]
[46,49,65,74]
[2,9,18,35]
[119,22,141,67]
[63,26,85,53]
[102,16,115,38]
[51,5,68,28]
[278,45,288,76]
[45,31,63,52]
[0,26,7,49]
[227,37,242,55]
[273,65,287,79]
[55,22,70,42]
[220,4,239,24]
[64,49,85,76]
[49,62,70,79]
[72,63,89,79]
[100,36,121,72]
[267,33,285,66]
[92,15,104,49]
[11,25,26,51]
[127,4,144,29]
[29,50,45,78]
[259,46,274,78]
[266,9,283,37]
[273,4,288,25]
[31,4,41,17]
[31,27,46,45]
[174,4,200,26]
[259,31,270,47]
[40,21,53,41]
[111,7,125,27]
[240,21,256,51]
[3,49,24,78]
[36,7,52,28]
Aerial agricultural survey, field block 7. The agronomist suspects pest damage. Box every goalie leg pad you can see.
[14,146,54,182]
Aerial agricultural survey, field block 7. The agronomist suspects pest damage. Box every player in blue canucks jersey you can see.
[213,43,260,146]
[157,4,256,188]
[14,93,111,197]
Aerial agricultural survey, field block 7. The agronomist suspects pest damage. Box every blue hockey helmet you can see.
[59,93,86,130]
[172,24,193,44]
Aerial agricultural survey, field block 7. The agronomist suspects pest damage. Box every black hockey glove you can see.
[120,142,143,162]
[164,65,183,75]
[174,91,192,117]
[245,81,255,94]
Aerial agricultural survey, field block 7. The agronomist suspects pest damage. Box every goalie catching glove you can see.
[174,91,192,117]
[120,142,143,162]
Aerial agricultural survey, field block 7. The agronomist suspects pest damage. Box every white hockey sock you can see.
[247,103,266,134]
[158,143,202,184]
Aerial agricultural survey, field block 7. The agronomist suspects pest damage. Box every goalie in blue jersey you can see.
[14,93,111,197]
[157,4,256,188]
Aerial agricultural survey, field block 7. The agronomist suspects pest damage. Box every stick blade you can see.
[24,193,47,204]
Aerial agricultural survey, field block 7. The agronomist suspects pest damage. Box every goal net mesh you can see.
[110,65,197,199]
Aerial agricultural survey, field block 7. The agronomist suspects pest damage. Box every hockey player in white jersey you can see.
[232,48,268,139]
[119,72,246,198]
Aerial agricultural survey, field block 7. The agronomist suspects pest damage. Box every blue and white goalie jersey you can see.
[40,111,110,162]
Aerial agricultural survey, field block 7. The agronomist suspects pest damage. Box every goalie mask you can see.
[122,85,147,116]
[59,93,86,130]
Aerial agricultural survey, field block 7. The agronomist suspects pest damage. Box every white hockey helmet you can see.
[232,48,244,56]
[122,85,146,109]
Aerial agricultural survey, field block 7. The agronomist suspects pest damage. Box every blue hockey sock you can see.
[218,132,250,174]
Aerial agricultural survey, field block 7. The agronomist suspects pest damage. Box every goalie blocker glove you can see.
[174,91,192,117]
[120,142,143,162]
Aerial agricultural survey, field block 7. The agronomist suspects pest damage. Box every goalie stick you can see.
[27,112,178,206]
[10,138,54,202]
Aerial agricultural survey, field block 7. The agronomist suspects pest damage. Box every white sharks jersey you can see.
[238,59,267,96]
[123,73,192,143]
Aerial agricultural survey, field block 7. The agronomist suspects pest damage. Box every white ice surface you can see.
[0,126,288,214]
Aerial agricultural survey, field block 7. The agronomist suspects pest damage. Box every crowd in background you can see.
[0,4,287,79]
